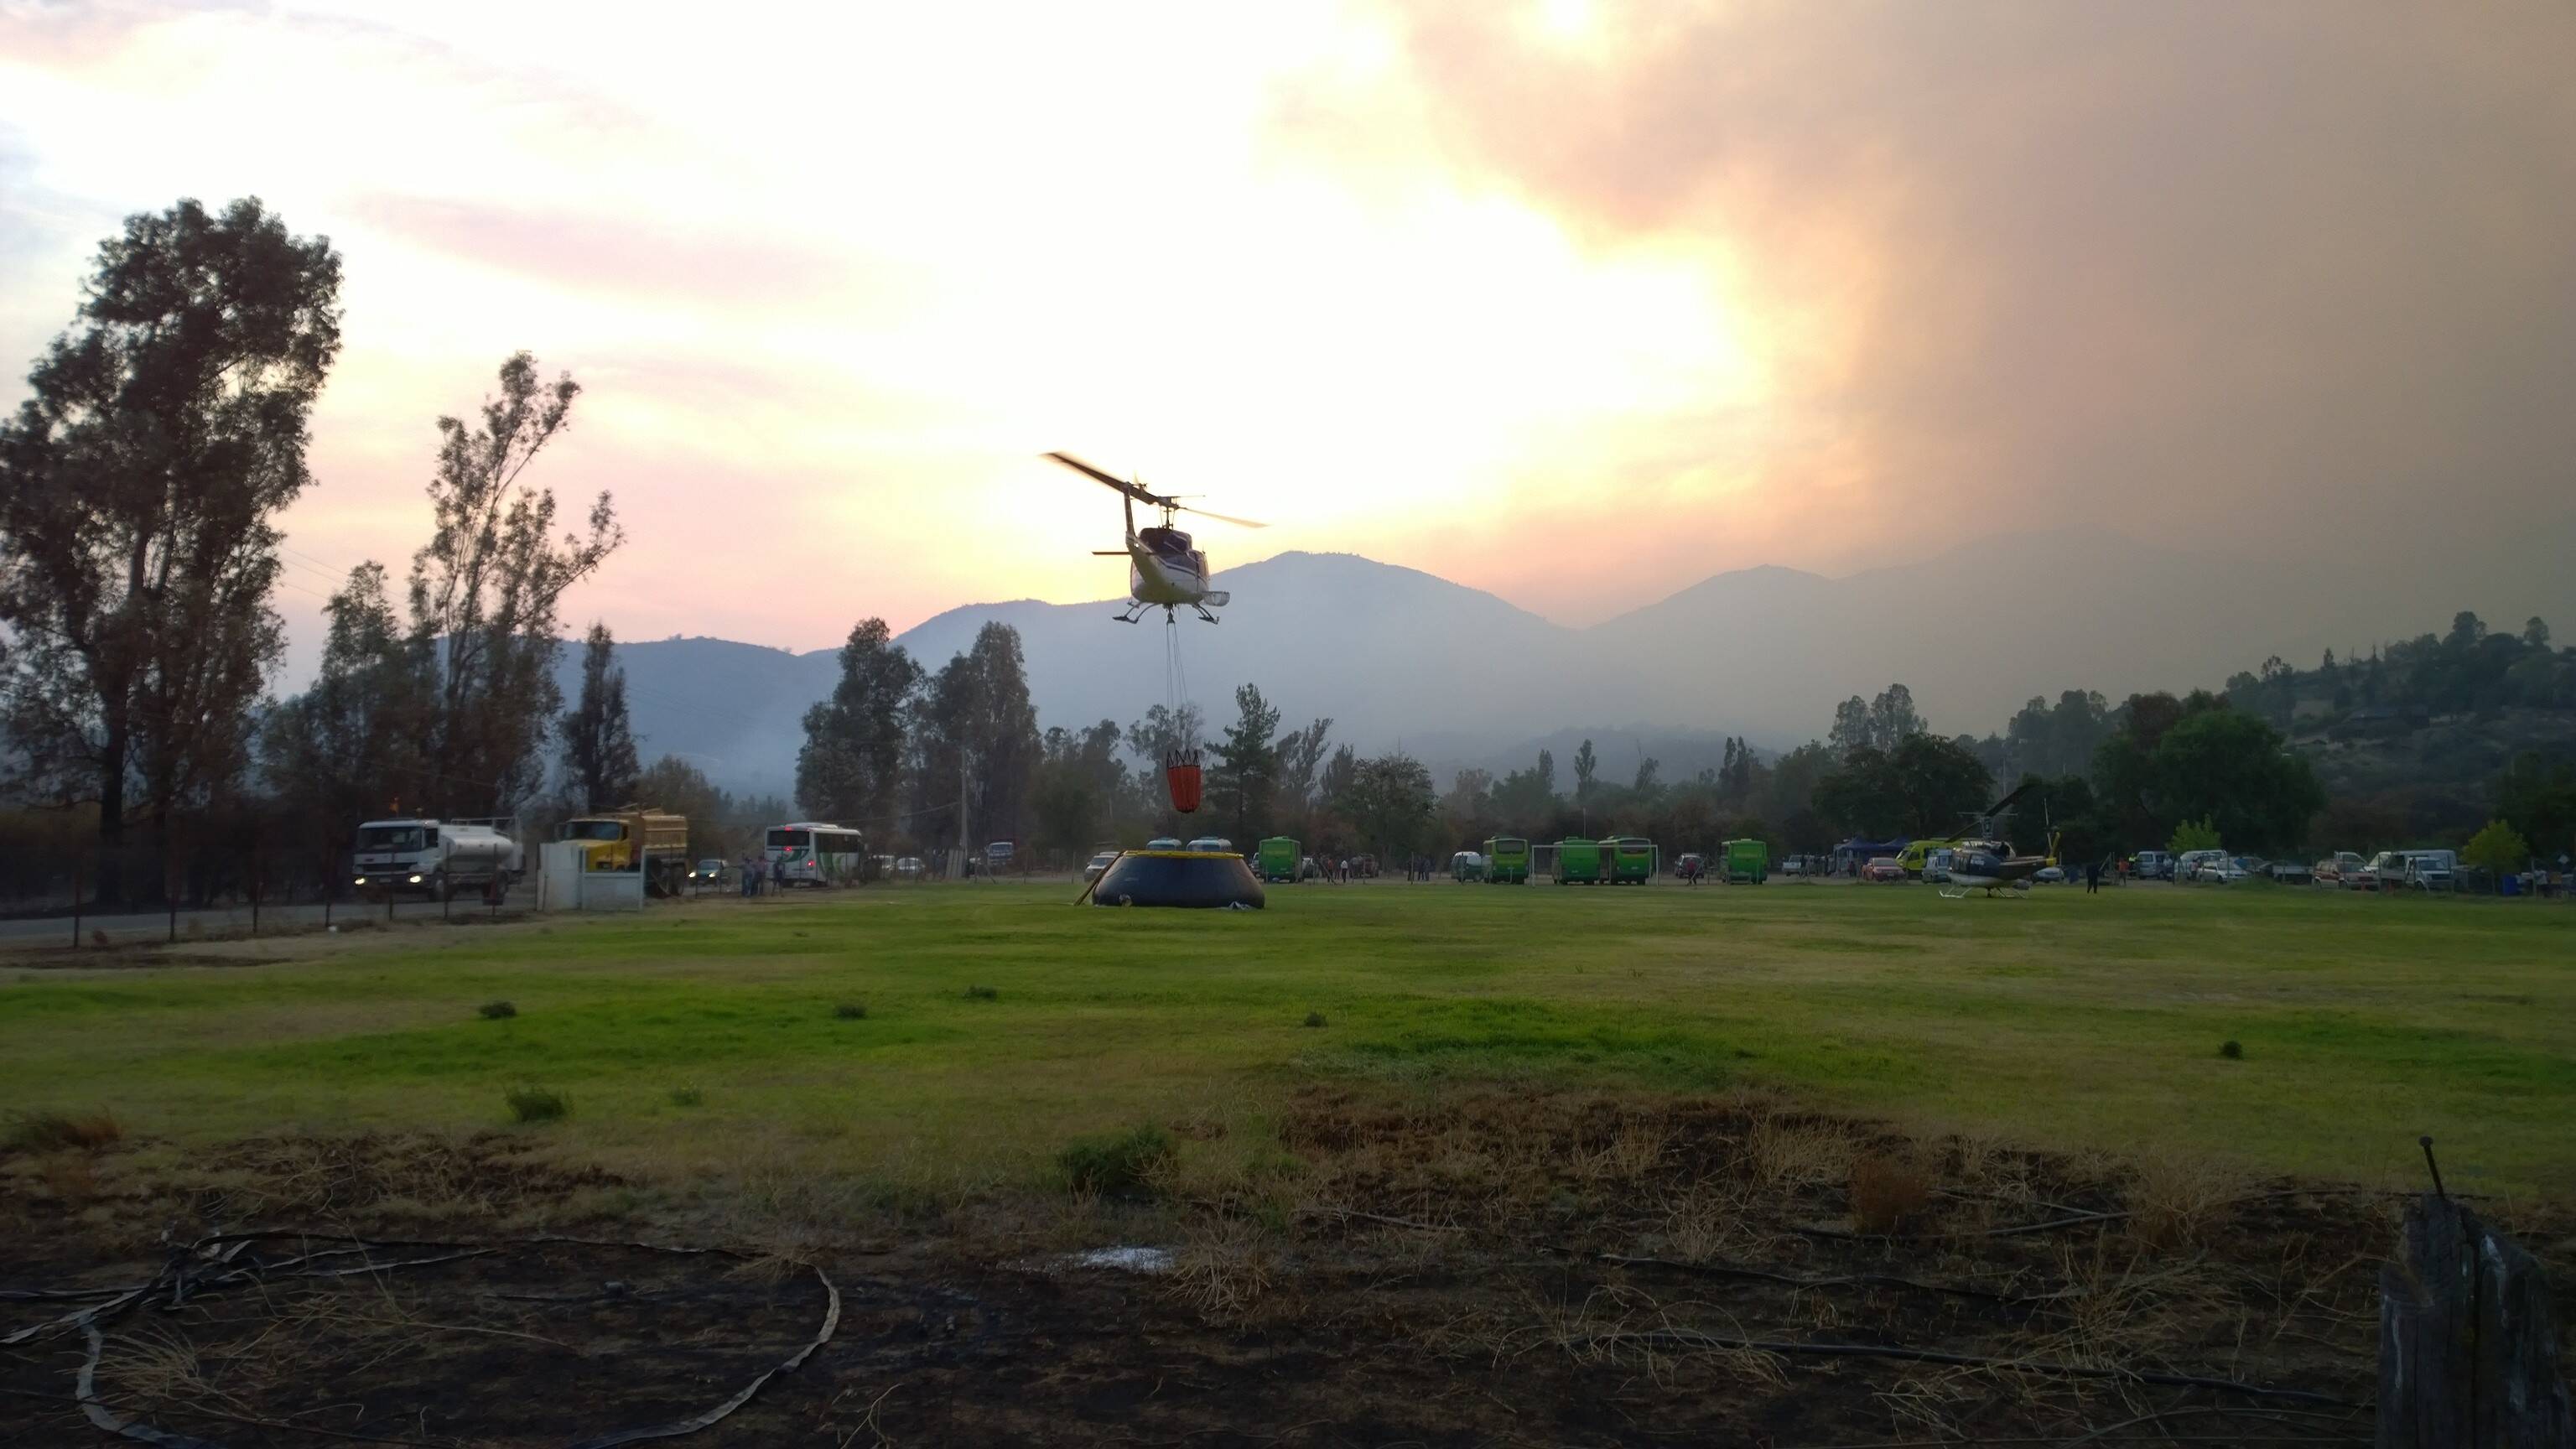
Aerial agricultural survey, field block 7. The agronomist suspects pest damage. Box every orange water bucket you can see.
[1166,749,1203,814]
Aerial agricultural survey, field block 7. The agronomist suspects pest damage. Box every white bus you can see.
[762,822,865,886]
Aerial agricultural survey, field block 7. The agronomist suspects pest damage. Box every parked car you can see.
[690,857,726,885]
[1147,837,1183,849]
[1779,855,1807,876]
[2132,849,2175,880]
[2265,859,2313,883]
[2313,851,2366,887]
[892,856,923,880]
[2187,856,2247,884]
[1299,855,1320,881]
[2175,849,2230,882]
[1082,850,1119,883]
[1185,836,1232,854]
[2034,865,2066,883]
[1862,856,1905,882]
[1675,852,1705,880]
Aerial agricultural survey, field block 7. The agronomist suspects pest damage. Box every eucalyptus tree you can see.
[0,198,342,898]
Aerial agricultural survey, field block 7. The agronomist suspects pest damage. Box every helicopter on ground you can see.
[1044,452,1265,623]
[1939,782,2059,898]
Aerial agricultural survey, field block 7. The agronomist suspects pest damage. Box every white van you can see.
[2367,849,2455,891]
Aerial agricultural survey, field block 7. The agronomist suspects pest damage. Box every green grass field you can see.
[7,881,2571,1196]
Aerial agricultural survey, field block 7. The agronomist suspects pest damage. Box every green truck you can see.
[1722,836,1770,884]
[1484,836,1530,884]
[1607,836,1657,884]
[1256,837,1301,882]
[1554,837,1604,886]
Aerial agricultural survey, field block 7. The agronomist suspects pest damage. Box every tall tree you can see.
[1828,695,1872,756]
[1317,743,1358,810]
[1867,683,1926,748]
[2091,694,2320,853]
[2495,751,2576,860]
[259,562,431,875]
[1814,734,1992,839]
[1124,703,1203,768]
[0,198,342,897]
[1208,683,1284,844]
[797,617,922,824]
[558,622,640,810]
[1273,717,1334,824]
[405,351,620,815]
[912,622,1041,847]
[1573,738,1599,807]
[1335,752,1436,864]
[633,754,733,861]
[1489,747,1558,825]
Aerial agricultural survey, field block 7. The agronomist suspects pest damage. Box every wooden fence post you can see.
[2379,1191,2573,1447]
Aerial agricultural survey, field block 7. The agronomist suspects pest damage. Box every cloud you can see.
[1274,1,2576,604]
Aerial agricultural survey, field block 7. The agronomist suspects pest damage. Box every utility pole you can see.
[956,745,970,880]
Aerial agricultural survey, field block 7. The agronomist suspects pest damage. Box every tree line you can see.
[0,196,784,906]
[792,621,1448,868]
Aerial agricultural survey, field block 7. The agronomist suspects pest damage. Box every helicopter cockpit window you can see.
[1140,527,1192,558]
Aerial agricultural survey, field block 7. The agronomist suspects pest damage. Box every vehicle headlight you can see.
[354,875,366,885]
[408,874,423,884]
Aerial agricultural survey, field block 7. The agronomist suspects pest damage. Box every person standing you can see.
[2085,860,2101,894]
[770,854,787,896]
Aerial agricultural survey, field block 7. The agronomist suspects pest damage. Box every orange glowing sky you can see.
[5,2,2573,667]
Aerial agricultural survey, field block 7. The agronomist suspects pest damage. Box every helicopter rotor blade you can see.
[1176,503,1269,529]
[1043,451,1168,506]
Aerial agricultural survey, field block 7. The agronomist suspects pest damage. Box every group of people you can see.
[735,852,786,898]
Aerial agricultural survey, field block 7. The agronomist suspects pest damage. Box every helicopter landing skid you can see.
[1112,603,1146,624]
[1191,603,1220,624]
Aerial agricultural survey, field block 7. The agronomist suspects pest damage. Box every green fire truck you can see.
[1722,836,1770,884]
[1484,836,1530,884]
[1554,838,1605,885]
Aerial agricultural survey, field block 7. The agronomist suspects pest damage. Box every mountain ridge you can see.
[573,534,2571,802]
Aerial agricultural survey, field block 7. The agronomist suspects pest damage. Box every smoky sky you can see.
[1283,1,2576,610]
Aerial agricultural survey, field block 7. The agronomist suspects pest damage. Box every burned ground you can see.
[11,1088,2563,1447]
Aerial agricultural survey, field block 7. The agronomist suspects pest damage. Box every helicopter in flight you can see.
[1939,782,2059,898]
[1044,452,1266,624]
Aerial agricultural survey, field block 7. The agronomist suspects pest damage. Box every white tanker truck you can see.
[351,817,524,901]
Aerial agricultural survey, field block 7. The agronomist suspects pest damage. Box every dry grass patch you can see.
[1742,1114,1856,1191]
[1848,1150,1935,1234]
[7,1108,122,1153]
[2125,1147,2241,1251]
[1171,1213,1280,1321]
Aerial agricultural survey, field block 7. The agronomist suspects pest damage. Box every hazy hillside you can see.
[584,534,2571,803]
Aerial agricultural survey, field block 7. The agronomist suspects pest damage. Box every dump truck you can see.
[558,808,691,895]
[1722,836,1769,884]
[352,817,523,901]
[1257,837,1301,882]
[1554,837,1604,885]
[1484,836,1530,884]
[1607,836,1657,885]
